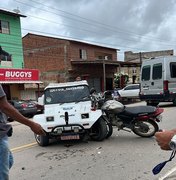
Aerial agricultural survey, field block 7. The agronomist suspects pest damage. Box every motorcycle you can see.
[90,89,163,138]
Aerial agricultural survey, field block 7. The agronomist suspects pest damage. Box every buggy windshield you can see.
[44,85,90,104]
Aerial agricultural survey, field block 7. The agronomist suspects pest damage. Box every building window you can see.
[0,46,12,62]
[79,49,87,60]
[95,52,112,60]
[98,55,103,60]
[0,20,10,34]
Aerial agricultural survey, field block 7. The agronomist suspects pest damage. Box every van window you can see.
[141,65,150,81]
[152,63,162,80]
[170,62,176,78]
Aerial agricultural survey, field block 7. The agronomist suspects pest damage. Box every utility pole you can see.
[103,60,106,91]
[139,52,142,69]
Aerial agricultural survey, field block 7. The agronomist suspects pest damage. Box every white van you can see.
[140,56,176,106]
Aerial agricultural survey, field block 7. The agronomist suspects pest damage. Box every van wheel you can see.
[90,117,107,141]
[146,101,159,106]
[35,134,49,146]
[127,98,132,102]
[173,99,176,106]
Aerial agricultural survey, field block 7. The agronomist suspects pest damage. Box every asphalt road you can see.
[8,101,176,180]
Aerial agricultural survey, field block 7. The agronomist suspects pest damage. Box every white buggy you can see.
[33,80,108,146]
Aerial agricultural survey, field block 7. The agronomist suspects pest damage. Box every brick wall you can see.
[69,42,117,61]
[23,33,118,86]
[23,34,70,83]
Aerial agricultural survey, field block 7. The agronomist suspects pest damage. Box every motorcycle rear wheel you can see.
[132,120,159,137]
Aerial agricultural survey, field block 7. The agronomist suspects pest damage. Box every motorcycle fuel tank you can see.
[101,100,124,113]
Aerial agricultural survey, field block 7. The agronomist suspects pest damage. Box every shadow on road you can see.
[158,102,174,108]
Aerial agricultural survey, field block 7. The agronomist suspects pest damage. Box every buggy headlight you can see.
[74,127,79,133]
[46,116,54,122]
[81,113,89,119]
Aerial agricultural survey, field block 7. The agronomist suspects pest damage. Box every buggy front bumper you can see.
[49,123,86,137]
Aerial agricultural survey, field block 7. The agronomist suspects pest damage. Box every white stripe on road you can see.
[159,164,176,180]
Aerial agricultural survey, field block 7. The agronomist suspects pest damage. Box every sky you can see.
[1,0,176,60]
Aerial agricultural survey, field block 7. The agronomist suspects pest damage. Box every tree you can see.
[114,73,129,88]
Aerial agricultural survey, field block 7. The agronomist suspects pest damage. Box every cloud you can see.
[1,0,176,60]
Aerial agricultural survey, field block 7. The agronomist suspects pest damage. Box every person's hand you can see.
[155,130,175,150]
[30,122,46,135]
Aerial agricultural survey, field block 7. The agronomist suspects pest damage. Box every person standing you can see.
[75,76,81,81]
[0,84,45,179]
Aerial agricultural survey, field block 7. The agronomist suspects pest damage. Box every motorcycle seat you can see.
[122,106,156,117]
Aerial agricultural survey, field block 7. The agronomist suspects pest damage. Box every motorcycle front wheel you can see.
[106,122,113,139]
[132,120,159,137]
[90,117,108,141]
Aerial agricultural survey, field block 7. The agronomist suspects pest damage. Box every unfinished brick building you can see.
[23,33,121,92]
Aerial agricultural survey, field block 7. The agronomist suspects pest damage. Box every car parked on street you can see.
[25,100,44,114]
[118,84,140,101]
[33,101,44,113]
[8,100,37,117]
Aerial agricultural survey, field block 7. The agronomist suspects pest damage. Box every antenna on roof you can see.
[13,7,20,14]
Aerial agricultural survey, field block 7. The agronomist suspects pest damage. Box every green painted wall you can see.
[0,13,24,68]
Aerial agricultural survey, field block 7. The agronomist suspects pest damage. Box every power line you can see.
[16,0,171,42]
[1,20,175,55]
[22,13,176,48]
[1,2,176,56]
[14,0,176,44]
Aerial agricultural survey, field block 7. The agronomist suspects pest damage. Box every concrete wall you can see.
[124,50,174,63]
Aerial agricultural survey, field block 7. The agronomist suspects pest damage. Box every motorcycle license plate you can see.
[61,135,80,140]
[157,115,162,121]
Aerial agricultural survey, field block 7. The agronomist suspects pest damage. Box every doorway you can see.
[106,78,113,90]
[2,84,11,100]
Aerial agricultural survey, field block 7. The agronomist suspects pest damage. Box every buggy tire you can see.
[35,134,49,146]
[90,117,108,141]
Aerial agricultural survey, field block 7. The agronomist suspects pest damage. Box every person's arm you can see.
[155,130,176,150]
[0,96,45,135]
